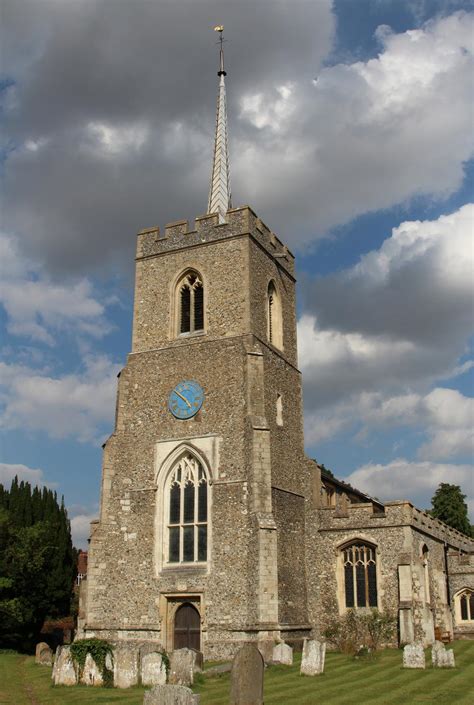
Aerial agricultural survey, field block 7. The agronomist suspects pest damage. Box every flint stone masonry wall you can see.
[447,552,474,638]
[81,204,474,662]
[83,206,311,660]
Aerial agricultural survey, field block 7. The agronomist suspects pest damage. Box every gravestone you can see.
[52,645,77,685]
[300,639,326,675]
[432,641,455,668]
[169,648,199,686]
[114,643,139,687]
[81,652,104,686]
[403,643,425,669]
[272,642,293,665]
[141,650,168,686]
[230,643,264,705]
[143,684,200,705]
[35,642,53,666]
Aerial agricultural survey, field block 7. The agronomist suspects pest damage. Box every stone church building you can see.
[79,32,474,659]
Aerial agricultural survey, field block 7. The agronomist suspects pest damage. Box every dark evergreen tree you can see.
[0,477,76,650]
[431,483,472,537]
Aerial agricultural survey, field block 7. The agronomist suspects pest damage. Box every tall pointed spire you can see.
[207,26,232,223]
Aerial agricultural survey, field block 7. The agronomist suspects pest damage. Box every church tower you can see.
[80,28,313,658]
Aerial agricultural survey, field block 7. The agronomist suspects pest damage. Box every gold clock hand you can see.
[174,390,192,408]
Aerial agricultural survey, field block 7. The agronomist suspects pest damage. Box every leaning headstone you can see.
[257,639,274,664]
[230,643,264,705]
[272,642,293,665]
[143,684,200,705]
[169,648,199,687]
[52,645,77,685]
[81,652,104,686]
[35,642,53,666]
[432,641,455,668]
[141,650,167,686]
[114,643,139,687]
[403,643,425,669]
[300,639,326,675]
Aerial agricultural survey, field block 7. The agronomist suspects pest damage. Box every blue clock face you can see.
[168,380,204,419]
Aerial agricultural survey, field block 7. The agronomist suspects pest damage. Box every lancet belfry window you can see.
[267,281,283,349]
[179,272,204,335]
[458,589,474,621]
[343,542,378,608]
[167,454,208,564]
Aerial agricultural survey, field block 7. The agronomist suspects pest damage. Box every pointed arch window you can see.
[456,589,474,622]
[343,541,378,608]
[267,281,283,349]
[177,272,204,335]
[166,454,208,564]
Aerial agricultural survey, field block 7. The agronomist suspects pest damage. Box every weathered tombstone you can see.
[35,642,53,666]
[114,643,140,687]
[190,649,203,673]
[81,652,104,686]
[272,642,293,665]
[230,643,264,705]
[169,648,199,686]
[52,645,77,685]
[141,650,168,686]
[143,684,200,705]
[300,639,326,676]
[403,643,425,669]
[432,641,455,668]
[257,639,274,664]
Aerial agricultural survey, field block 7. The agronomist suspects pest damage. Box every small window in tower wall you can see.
[276,394,283,426]
[267,281,283,349]
[177,272,204,335]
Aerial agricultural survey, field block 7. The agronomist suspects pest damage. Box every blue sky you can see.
[1,0,472,547]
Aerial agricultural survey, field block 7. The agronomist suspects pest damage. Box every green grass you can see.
[1,642,473,705]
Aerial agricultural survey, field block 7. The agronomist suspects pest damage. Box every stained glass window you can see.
[458,590,474,621]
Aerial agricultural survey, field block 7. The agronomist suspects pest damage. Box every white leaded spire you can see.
[207,26,232,223]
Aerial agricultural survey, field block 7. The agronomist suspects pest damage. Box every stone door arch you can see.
[173,602,200,650]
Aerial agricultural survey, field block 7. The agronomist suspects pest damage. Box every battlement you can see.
[135,206,295,276]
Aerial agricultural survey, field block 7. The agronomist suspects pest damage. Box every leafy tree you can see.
[431,483,472,537]
[0,477,76,650]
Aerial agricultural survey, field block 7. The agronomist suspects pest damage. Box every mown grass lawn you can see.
[1,641,473,705]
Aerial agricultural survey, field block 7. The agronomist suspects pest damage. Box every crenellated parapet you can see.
[136,206,295,277]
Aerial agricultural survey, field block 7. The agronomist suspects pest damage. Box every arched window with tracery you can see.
[267,281,283,349]
[177,271,204,335]
[456,589,474,622]
[166,454,208,564]
[343,541,378,608]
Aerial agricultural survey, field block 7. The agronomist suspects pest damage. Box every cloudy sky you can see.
[1,0,473,547]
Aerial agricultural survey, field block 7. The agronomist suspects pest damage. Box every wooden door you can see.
[173,603,200,650]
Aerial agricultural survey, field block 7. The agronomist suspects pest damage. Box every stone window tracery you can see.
[457,589,474,622]
[166,454,208,564]
[178,271,204,335]
[343,541,378,608]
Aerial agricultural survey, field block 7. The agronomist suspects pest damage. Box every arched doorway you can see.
[173,603,200,650]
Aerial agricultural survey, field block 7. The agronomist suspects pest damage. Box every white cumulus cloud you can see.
[0,355,121,443]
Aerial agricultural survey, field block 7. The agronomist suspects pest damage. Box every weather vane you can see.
[213,25,226,76]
